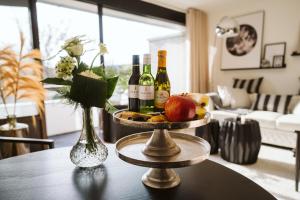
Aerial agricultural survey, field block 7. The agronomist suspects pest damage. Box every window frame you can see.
[0,0,185,136]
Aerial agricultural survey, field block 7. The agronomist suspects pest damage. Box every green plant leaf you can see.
[75,62,89,74]
[106,76,119,99]
[42,78,72,85]
[69,75,107,108]
[105,100,118,114]
[91,66,105,78]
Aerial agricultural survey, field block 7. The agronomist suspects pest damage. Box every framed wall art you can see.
[262,42,286,68]
[221,11,264,70]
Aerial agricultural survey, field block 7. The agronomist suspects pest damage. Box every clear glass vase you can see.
[70,106,108,168]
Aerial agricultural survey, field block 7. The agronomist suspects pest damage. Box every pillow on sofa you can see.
[251,93,294,114]
[233,77,263,93]
[217,85,231,107]
[289,96,300,115]
[217,86,251,109]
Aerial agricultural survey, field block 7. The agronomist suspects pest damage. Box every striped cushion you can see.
[251,93,293,114]
[233,77,263,93]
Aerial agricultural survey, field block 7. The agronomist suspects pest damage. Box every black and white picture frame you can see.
[263,42,286,68]
[221,11,264,70]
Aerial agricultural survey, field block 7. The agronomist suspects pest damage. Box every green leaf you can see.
[106,76,119,99]
[69,75,107,108]
[42,78,72,85]
[75,62,89,74]
[105,100,118,114]
[91,66,105,77]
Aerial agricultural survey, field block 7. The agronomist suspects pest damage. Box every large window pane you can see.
[0,5,32,52]
[36,1,100,135]
[103,9,186,104]
[0,5,35,118]
[37,1,100,78]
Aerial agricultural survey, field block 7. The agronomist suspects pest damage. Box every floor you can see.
[50,133,299,200]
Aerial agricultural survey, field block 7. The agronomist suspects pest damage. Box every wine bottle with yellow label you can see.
[154,50,170,112]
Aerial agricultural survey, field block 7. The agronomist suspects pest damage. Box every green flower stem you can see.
[75,56,81,68]
[82,106,97,152]
[90,52,101,70]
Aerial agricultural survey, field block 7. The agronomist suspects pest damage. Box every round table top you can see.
[0,145,275,200]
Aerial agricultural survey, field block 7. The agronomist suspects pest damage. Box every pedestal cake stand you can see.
[113,110,211,189]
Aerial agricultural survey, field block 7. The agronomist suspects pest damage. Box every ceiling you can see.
[143,0,250,13]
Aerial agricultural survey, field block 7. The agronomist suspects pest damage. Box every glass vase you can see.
[70,106,108,168]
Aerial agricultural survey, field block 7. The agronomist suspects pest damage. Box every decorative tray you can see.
[116,131,210,168]
[113,109,210,130]
[113,109,211,189]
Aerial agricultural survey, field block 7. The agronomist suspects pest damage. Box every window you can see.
[36,1,101,134]
[36,1,100,78]
[0,4,32,109]
[103,9,186,104]
[0,5,32,52]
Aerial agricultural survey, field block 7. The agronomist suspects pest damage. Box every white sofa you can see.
[208,94,300,149]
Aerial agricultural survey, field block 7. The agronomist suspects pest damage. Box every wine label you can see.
[155,90,169,108]
[128,85,139,98]
[139,86,154,100]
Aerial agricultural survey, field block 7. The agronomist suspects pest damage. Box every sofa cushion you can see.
[251,93,293,114]
[276,114,300,132]
[217,86,251,109]
[233,77,263,93]
[289,96,300,115]
[244,111,282,129]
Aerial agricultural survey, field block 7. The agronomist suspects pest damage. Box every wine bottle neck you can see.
[143,64,151,74]
[157,67,167,73]
[158,56,166,68]
[132,65,140,74]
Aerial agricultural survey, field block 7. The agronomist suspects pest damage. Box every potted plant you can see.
[0,32,45,158]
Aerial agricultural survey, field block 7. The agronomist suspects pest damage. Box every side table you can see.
[196,119,220,154]
[220,118,261,164]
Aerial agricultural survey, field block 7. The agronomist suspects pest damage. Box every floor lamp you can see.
[209,16,239,91]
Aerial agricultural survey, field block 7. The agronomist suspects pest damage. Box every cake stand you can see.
[113,110,211,189]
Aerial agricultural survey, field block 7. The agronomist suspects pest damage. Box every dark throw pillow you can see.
[233,77,264,93]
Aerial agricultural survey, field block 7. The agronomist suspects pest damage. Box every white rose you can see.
[62,37,83,57]
[67,44,83,57]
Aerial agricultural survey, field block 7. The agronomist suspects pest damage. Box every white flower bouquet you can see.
[42,36,118,110]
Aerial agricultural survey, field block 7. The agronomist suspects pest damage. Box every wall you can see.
[149,33,188,94]
[208,0,300,94]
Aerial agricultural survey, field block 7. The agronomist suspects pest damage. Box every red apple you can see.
[165,96,196,122]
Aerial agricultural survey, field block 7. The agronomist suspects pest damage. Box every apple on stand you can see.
[165,95,196,122]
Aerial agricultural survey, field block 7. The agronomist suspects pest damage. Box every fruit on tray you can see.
[147,115,167,122]
[181,93,209,107]
[119,111,152,121]
[165,95,196,122]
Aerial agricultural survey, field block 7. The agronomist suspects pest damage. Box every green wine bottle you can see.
[139,54,154,113]
[154,50,170,112]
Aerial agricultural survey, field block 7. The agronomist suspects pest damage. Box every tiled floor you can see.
[50,133,299,199]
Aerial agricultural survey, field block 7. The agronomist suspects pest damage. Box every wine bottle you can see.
[154,50,170,112]
[139,54,154,113]
[128,55,140,112]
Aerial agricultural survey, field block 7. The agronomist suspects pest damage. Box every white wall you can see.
[208,0,300,94]
[149,33,188,94]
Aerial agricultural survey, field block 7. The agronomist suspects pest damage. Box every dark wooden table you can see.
[0,145,276,200]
